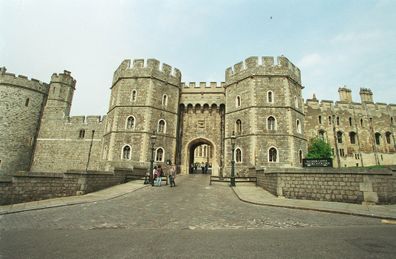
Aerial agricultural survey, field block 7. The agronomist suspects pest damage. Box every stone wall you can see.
[0,169,132,205]
[257,168,396,204]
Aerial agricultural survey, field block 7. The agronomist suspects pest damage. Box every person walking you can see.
[169,165,176,187]
[152,166,157,186]
[156,165,163,187]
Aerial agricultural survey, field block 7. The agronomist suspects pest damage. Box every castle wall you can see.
[304,96,396,168]
[224,56,306,174]
[31,115,106,173]
[0,68,49,175]
[103,59,181,170]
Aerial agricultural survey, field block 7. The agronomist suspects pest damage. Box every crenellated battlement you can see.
[0,66,49,94]
[65,115,106,125]
[181,82,225,94]
[112,58,182,87]
[225,56,301,84]
[51,70,76,88]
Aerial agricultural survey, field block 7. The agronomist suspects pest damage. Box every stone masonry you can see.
[0,56,395,178]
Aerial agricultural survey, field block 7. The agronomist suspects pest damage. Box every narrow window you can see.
[328,116,332,125]
[337,131,343,144]
[162,94,168,106]
[375,132,381,145]
[318,116,322,124]
[336,116,340,126]
[267,91,273,103]
[360,118,363,127]
[269,147,278,162]
[79,129,85,139]
[236,119,242,134]
[126,116,135,129]
[155,148,164,162]
[131,90,137,102]
[349,117,352,126]
[25,98,30,107]
[236,96,241,107]
[386,132,391,144]
[235,148,242,163]
[158,119,166,133]
[339,148,345,157]
[349,132,356,144]
[299,150,303,164]
[122,145,131,160]
[391,117,394,125]
[318,130,325,140]
[267,116,276,130]
[296,119,301,133]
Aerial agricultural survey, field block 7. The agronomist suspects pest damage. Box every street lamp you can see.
[230,131,236,187]
[149,131,157,186]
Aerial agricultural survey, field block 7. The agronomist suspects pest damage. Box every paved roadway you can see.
[1,174,395,258]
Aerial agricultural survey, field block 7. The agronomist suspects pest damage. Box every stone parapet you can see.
[257,168,396,204]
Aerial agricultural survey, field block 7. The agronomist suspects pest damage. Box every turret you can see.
[359,88,373,103]
[44,70,76,118]
[338,86,352,103]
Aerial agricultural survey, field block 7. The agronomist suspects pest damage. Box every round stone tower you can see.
[103,59,182,170]
[0,67,49,175]
[224,56,307,173]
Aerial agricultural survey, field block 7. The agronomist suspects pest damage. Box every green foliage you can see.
[306,138,332,159]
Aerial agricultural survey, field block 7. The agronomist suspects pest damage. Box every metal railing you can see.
[209,176,257,186]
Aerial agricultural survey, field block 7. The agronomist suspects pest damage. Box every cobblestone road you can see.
[0,175,382,231]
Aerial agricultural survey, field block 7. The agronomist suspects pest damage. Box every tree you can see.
[306,138,332,159]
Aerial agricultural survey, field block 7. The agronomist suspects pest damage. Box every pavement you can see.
[1,176,395,220]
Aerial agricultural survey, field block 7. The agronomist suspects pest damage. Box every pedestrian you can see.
[205,162,209,174]
[152,166,157,186]
[169,165,176,187]
[156,165,163,186]
[201,162,205,174]
[144,171,150,184]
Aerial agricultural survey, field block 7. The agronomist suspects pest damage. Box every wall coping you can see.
[257,168,394,176]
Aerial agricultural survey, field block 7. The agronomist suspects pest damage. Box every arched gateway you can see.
[184,138,219,175]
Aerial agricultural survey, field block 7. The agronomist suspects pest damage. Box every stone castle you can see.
[1,56,395,177]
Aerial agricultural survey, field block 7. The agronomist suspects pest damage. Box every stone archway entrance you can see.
[183,138,219,176]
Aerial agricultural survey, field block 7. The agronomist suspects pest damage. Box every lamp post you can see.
[230,131,236,187]
[149,131,157,186]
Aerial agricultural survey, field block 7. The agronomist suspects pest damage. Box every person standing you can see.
[169,165,176,187]
[156,165,163,187]
[152,166,157,186]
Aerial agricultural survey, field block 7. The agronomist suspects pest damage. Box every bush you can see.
[306,138,332,159]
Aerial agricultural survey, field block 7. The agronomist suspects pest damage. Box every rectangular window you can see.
[339,149,345,157]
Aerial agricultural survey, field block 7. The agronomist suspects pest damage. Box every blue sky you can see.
[1,0,395,115]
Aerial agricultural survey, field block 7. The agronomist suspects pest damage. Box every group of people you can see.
[145,164,176,187]
[190,162,210,174]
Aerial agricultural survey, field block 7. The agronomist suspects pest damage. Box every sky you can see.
[1,0,395,115]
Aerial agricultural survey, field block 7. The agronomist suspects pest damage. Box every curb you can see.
[0,184,148,215]
[230,187,396,220]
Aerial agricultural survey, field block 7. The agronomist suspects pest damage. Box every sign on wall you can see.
[303,158,333,167]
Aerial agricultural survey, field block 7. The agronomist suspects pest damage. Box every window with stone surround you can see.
[122,145,131,160]
[155,147,164,162]
[386,132,392,144]
[337,131,343,143]
[360,118,364,127]
[319,116,322,124]
[267,91,273,103]
[131,90,137,102]
[299,150,303,164]
[349,132,357,144]
[268,147,278,162]
[375,132,381,145]
[328,116,332,125]
[336,116,340,126]
[79,129,85,139]
[158,119,166,133]
[235,148,242,163]
[318,130,325,140]
[267,116,276,131]
[349,117,352,126]
[162,94,168,107]
[296,119,301,133]
[236,96,241,107]
[236,119,242,134]
[25,98,30,107]
[339,148,345,157]
[126,116,135,129]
